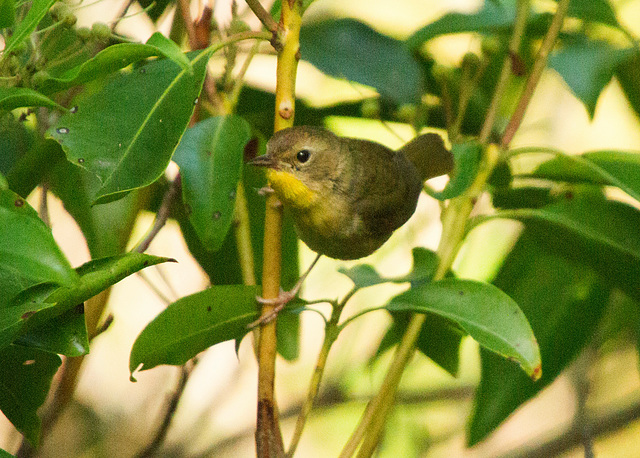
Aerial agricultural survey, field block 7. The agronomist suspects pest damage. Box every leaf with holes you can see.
[48,49,210,204]
[130,285,259,374]
[0,344,61,446]
[0,188,78,302]
[173,115,251,251]
[2,253,170,353]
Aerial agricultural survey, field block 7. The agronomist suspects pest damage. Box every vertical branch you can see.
[254,1,303,457]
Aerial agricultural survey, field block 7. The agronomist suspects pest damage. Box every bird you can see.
[250,125,453,260]
[248,126,453,324]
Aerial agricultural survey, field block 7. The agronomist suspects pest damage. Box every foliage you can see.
[1,0,639,456]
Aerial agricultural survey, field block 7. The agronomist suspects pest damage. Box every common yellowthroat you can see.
[250,126,453,260]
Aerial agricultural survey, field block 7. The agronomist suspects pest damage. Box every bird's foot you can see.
[248,289,296,328]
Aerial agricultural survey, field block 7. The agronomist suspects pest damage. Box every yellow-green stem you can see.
[256,1,303,457]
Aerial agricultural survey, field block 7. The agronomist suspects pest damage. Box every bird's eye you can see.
[296,149,311,163]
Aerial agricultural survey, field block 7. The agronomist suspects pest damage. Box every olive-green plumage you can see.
[250,126,453,260]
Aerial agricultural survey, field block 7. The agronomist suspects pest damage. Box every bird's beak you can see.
[248,154,279,169]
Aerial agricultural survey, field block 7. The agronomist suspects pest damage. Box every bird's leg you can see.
[249,253,322,327]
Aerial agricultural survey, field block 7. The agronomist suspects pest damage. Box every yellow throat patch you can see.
[267,169,317,210]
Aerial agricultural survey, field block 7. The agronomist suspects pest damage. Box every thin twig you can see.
[133,175,181,253]
[244,0,280,34]
[285,291,352,457]
[136,360,198,458]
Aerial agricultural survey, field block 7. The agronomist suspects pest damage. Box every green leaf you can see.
[428,141,481,201]
[0,0,15,28]
[300,18,421,104]
[177,138,300,290]
[47,49,210,203]
[407,1,517,50]
[0,188,78,294]
[468,226,610,445]
[8,253,171,349]
[387,278,541,379]
[130,285,259,373]
[0,87,63,111]
[145,32,191,72]
[549,41,634,117]
[485,190,640,264]
[138,0,173,21]
[339,247,439,289]
[0,344,62,446]
[2,0,56,55]
[276,310,300,361]
[530,150,640,203]
[0,448,15,458]
[616,51,640,119]
[16,306,88,357]
[37,36,194,95]
[173,115,251,251]
[376,312,463,376]
[47,158,141,258]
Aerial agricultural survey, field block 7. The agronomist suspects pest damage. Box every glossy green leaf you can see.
[7,139,63,199]
[0,344,61,446]
[0,113,36,188]
[37,35,193,95]
[2,0,56,55]
[407,1,517,50]
[146,32,191,72]
[388,278,541,379]
[0,0,15,28]
[486,191,640,263]
[0,87,63,111]
[47,158,141,258]
[7,253,171,348]
[173,115,251,251]
[175,150,302,361]
[16,306,88,357]
[48,49,210,203]
[300,18,421,103]
[530,150,640,202]
[616,51,640,119]
[339,247,439,289]
[469,226,610,445]
[276,310,300,361]
[376,312,463,376]
[177,138,300,290]
[130,285,259,373]
[549,42,634,117]
[0,188,78,293]
[428,141,481,201]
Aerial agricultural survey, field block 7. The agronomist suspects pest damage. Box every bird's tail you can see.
[400,133,454,182]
